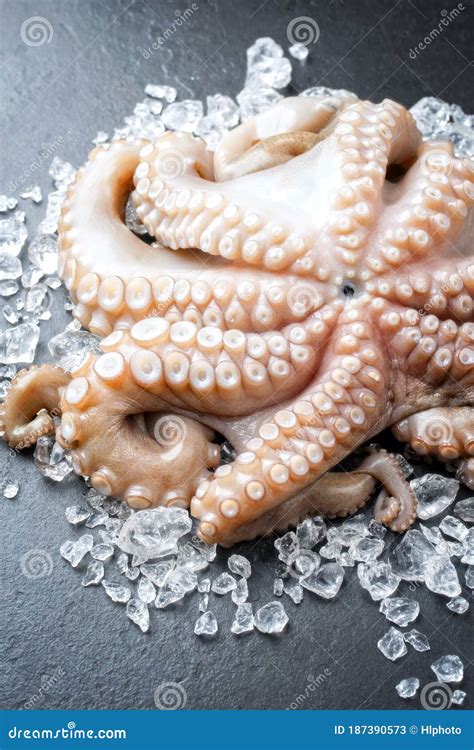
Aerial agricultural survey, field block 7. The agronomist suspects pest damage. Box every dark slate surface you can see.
[0,0,472,711]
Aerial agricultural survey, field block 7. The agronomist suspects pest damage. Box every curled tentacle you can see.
[357,449,417,532]
[58,351,221,510]
[0,365,71,450]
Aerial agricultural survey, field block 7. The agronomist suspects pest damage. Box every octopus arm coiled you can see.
[0,365,71,449]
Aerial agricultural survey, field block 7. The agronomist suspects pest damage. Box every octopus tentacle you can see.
[213,94,355,180]
[356,450,417,532]
[58,352,220,509]
[0,365,71,449]
[218,470,377,546]
[132,98,420,281]
[191,309,390,544]
[393,406,474,472]
[366,142,473,278]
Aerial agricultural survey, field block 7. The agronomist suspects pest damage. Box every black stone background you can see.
[0,0,472,712]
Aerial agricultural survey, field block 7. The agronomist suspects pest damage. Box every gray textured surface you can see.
[0,0,472,711]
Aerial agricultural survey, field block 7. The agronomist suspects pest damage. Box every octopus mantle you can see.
[2,93,473,546]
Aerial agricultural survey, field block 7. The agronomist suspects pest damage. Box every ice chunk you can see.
[49,157,76,187]
[144,84,176,102]
[195,116,226,150]
[211,572,237,595]
[349,536,384,562]
[28,234,58,274]
[0,212,28,256]
[199,593,209,612]
[289,43,308,61]
[231,603,254,635]
[231,578,248,604]
[117,507,192,560]
[412,474,459,519]
[330,515,369,546]
[419,523,443,545]
[33,437,73,481]
[162,100,203,132]
[390,530,437,581]
[377,627,407,661]
[447,596,469,614]
[176,542,209,572]
[296,517,326,548]
[237,85,282,121]
[0,321,40,364]
[300,563,344,599]
[189,537,217,562]
[91,543,114,562]
[197,578,210,594]
[126,598,150,632]
[451,690,466,705]
[0,280,19,297]
[291,550,320,577]
[48,324,102,371]
[357,561,400,600]
[283,578,304,604]
[423,555,461,597]
[379,597,419,626]
[410,97,473,157]
[85,508,109,528]
[65,505,91,525]
[395,678,419,698]
[82,560,104,587]
[137,577,156,604]
[60,534,93,567]
[274,531,299,563]
[0,196,18,212]
[368,520,386,539]
[319,541,343,560]
[102,579,132,604]
[194,611,218,638]
[228,554,251,579]
[337,551,355,567]
[254,601,288,634]
[273,578,283,596]
[465,566,474,588]
[404,629,430,652]
[431,654,463,683]
[453,497,474,523]
[140,560,175,587]
[439,515,468,541]
[0,255,22,281]
[206,94,239,128]
[1,478,19,499]
[154,568,197,608]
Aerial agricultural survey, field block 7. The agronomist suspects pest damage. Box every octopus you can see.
[1,93,473,547]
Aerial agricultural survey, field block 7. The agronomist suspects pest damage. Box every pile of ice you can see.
[1,36,473,709]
